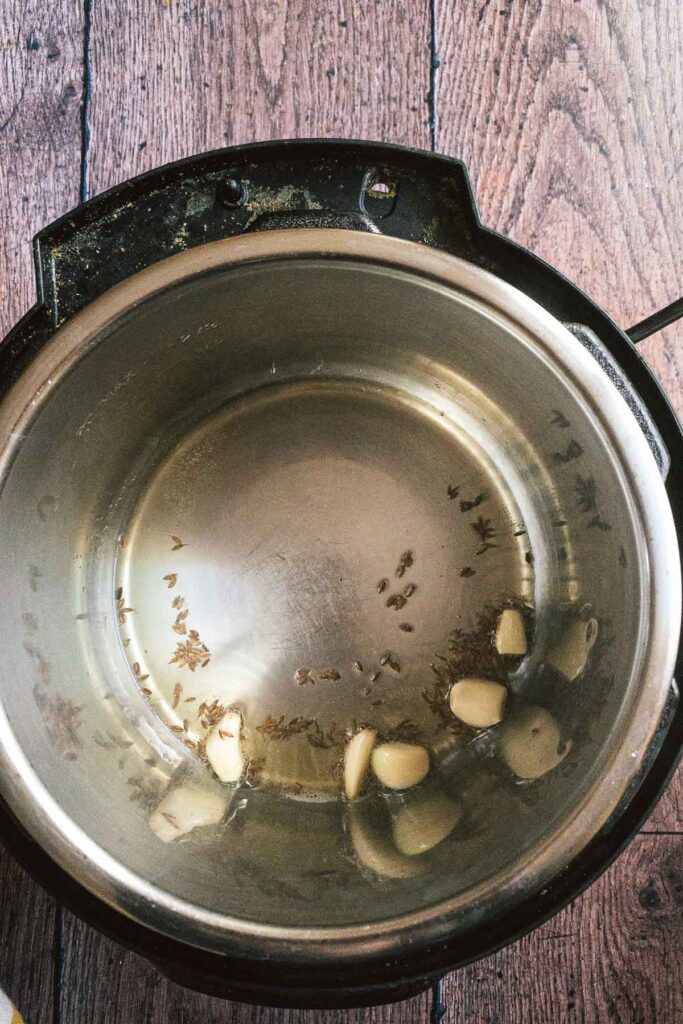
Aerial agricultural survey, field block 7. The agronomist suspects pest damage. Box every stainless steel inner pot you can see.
[0,229,679,962]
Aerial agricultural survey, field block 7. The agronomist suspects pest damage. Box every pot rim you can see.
[0,228,679,960]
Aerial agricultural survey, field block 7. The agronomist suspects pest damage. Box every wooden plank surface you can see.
[84,0,431,198]
[438,834,683,1024]
[435,0,683,417]
[0,0,83,337]
[0,1,681,1022]
[0,846,57,1023]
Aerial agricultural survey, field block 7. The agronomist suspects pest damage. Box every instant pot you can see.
[0,141,681,1007]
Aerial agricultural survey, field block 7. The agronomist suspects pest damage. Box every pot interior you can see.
[0,235,671,951]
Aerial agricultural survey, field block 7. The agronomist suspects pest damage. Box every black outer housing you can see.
[0,140,681,1008]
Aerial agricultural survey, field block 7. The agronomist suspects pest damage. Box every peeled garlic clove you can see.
[449,678,507,728]
[205,710,244,783]
[349,806,421,879]
[392,793,461,856]
[547,617,599,680]
[499,705,571,780]
[149,780,229,842]
[344,729,377,799]
[495,608,527,655]
[371,742,430,790]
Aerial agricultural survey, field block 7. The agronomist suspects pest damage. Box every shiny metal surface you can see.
[0,230,679,960]
[122,378,528,793]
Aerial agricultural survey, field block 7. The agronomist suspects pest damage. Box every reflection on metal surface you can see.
[118,379,526,796]
[0,230,677,963]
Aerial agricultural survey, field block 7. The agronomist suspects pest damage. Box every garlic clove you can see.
[392,793,461,856]
[149,780,229,842]
[371,742,430,790]
[449,678,507,728]
[349,806,421,879]
[499,705,571,780]
[547,617,599,681]
[205,709,245,783]
[344,729,377,800]
[495,608,527,655]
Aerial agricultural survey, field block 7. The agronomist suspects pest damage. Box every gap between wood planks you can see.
[428,0,439,150]
[79,0,93,202]
[53,909,63,1024]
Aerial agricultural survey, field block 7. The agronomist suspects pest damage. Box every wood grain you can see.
[59,907,432,1023]
[0,845,57,1022]
[0,0,83,338]
[84,0,432,198]
[439,834,683,1024]
[435,0,683,416]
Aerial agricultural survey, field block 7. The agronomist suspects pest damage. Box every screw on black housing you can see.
[216,177,248,208]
